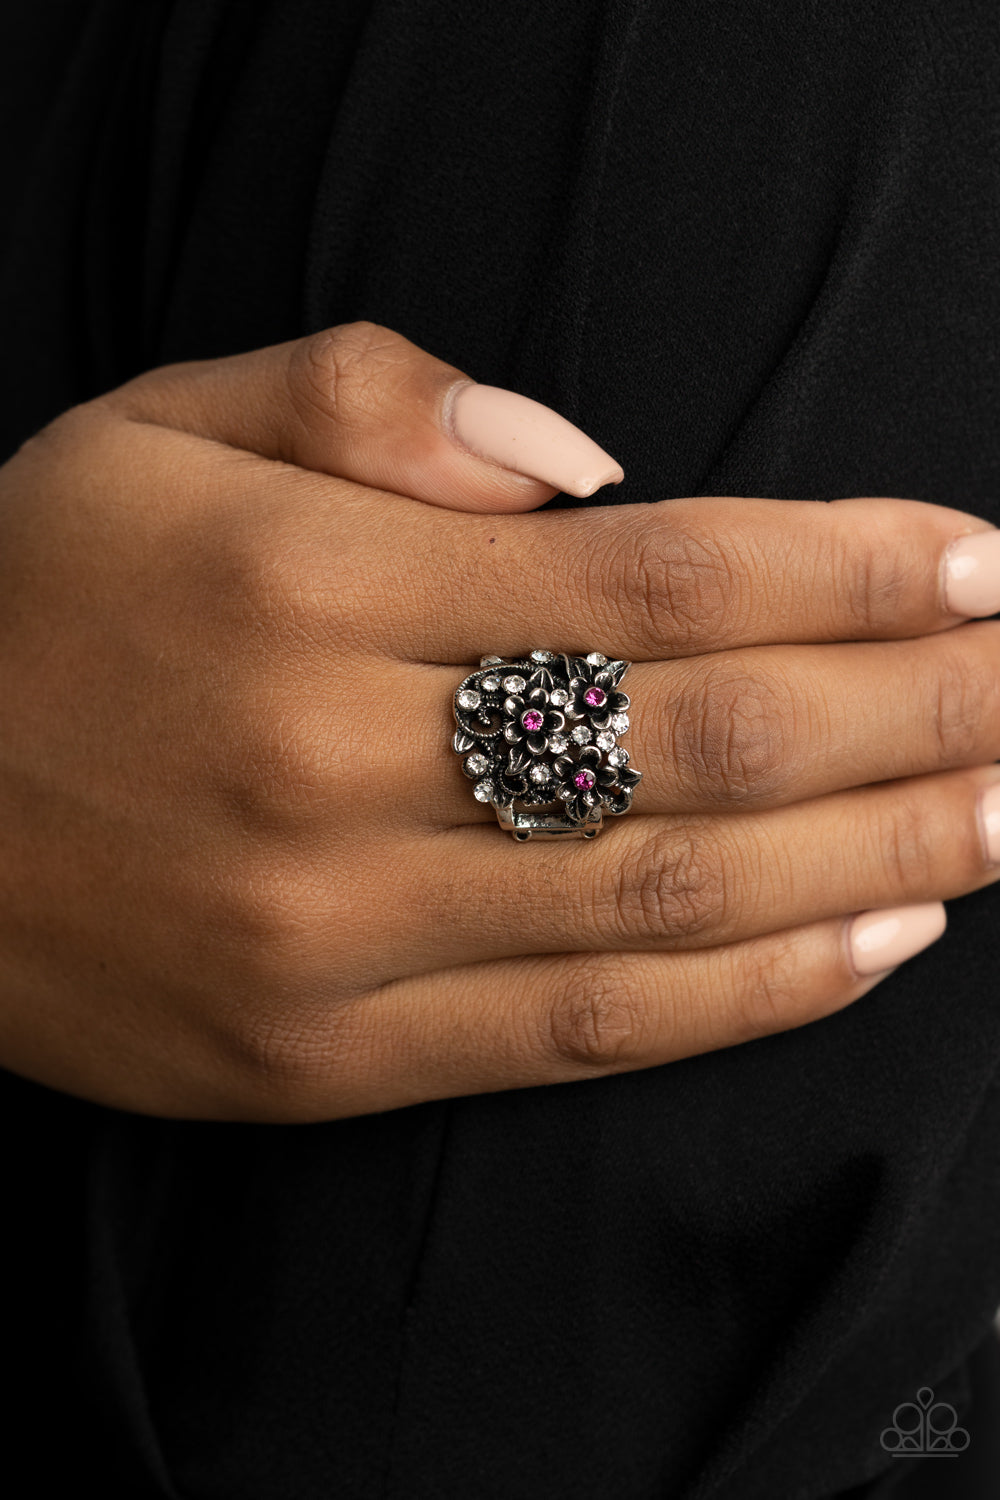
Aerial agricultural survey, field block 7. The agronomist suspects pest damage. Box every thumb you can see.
[109,321,624,512]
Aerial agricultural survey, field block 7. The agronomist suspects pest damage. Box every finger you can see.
[369,764,1000,970]
[408,624,1000,824]
[631,626,1000,811]
[627,626,1000,811]
[353,490,1000,660]
[104,320,623,512]
[265,906,945,1120]
[74,416,1000,658]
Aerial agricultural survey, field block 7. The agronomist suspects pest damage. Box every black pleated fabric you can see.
[1,3,999,1496]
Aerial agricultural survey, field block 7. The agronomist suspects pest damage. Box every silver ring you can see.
[452,650,642,841]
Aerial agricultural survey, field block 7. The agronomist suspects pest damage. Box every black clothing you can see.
[2,3,999,1496]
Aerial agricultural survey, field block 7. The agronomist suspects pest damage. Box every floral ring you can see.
[452,650,642,841]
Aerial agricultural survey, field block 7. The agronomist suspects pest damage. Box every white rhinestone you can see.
[549,734,568,754]
[530,649,554,663]
[549,688,570,707]
[480,655,503,667]
[611,712,630,734]
[529,764,551,784]
[595,731,615,751]
[465,753,489,777]
[481,675,500,692]
[457,689,480,710]
[502,675,526,694]
[473,779,495,802]
[607,747,628,768]
[571,725,591,745]
[585,652,608,667]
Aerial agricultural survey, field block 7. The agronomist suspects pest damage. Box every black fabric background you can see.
[1,2,999,1496]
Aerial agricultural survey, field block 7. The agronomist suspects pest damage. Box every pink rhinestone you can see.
[573,769,596,790]
[584,687,606,708]
[522,710,544,732]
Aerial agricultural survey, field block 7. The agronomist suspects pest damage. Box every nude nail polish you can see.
[978,782,1000,865]
[446,381,624,497]
[944,530,1000,617]
[848,902,947,976]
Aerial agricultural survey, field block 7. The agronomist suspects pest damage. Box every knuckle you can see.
[14,398,109,465]
[607,825,724,942]
[211,856,322,975]
[544,955,651,1070]
[208,864,365,1113]
[214,701,349,834]
[224,1000,364,1120]
[726,932,807,1043]
[669,659,795,805]
[224,1004,326,1109]
[596,516,739,655]
[209,498,364,648]
[833,529,911,637]
[929,647,996,766]
[876,788,943,895]
[288,320,406,434]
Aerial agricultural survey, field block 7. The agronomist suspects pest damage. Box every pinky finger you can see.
[293,902,947,1121]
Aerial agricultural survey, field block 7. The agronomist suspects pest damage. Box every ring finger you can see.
[375,622,1000,824]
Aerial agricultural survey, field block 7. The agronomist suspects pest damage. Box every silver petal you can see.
[452,730,476,753]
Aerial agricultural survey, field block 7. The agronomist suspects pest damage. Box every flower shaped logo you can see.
[502,678,570,756]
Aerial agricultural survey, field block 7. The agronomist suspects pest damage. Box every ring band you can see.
[452,650,642,841]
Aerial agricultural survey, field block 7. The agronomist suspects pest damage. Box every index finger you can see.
[352,493,1000,661]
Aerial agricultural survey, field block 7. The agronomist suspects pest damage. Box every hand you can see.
[1,322,999,1121]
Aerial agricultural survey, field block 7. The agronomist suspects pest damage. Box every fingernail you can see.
[853,965,900,997]
[944,530,1000,617]
[848,902,947,977]
[445,382,624,497]
[978,781,1000,865]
